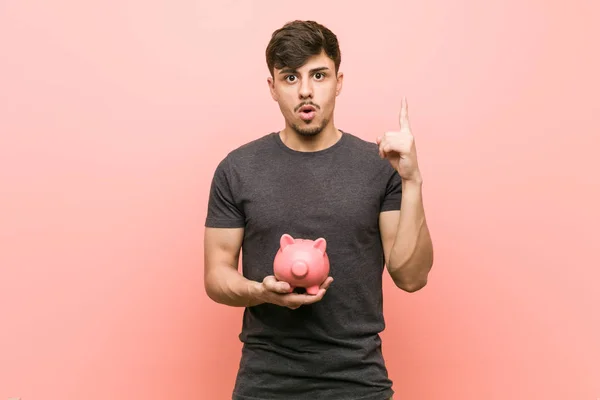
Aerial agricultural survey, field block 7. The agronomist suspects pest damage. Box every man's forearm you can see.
[205,264,265,307]
[388,178,434,291]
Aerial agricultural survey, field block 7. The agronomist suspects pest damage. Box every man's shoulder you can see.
[212,132,276,175]
[343,131,380,153]
[226,132,277,159]
[342,131,394,169]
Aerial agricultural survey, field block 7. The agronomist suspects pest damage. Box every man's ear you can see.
[336,71,344,96]
[267,76,278,101]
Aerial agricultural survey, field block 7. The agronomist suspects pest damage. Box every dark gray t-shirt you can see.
[205,131,402,400]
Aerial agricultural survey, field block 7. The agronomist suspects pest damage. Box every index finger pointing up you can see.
[399,96,410,131]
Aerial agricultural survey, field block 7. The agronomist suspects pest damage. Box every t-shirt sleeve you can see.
[205,156,246,228]
[380,167,402,212]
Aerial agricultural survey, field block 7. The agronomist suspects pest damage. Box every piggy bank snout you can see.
[291,260,308,278]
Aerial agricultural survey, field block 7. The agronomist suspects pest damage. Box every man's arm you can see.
[204,227,264,307]
[379,178,433,292]
[377,97,434,292]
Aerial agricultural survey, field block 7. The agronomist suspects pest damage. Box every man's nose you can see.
[298,79,313,98]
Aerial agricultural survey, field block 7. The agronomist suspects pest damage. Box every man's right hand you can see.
[253,275,334,309]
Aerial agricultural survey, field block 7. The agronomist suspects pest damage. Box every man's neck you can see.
[279,124,342,153]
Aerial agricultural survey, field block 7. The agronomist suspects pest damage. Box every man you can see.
[204,20,434,400]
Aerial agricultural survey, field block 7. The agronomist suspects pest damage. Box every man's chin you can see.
[292,119,328,137]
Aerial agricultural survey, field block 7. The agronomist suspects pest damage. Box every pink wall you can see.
[1,1,598,399]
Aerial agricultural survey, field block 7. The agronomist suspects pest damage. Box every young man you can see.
[204,20,434,400]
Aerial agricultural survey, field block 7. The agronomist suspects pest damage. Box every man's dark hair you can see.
[266,20,341,77]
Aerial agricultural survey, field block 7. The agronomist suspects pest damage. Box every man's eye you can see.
[286,75,296,82]
[315,73,325,80]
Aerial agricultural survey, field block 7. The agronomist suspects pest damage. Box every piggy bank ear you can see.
[280,234,295,250]
[313,238,327,253]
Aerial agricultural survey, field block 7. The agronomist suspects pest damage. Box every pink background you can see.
[1,0,599,399]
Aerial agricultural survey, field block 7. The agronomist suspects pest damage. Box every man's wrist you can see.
[398,169,423,186]
[402,175,423,190]
[246,280,266,307]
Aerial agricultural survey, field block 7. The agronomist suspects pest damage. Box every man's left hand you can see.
[376,97,422,182]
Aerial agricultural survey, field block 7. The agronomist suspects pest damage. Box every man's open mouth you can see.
[299,105,316,113]
[298,105,316,120]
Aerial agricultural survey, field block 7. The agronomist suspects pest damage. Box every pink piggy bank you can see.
[273,233,330,295]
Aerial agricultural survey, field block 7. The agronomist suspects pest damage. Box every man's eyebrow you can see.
[278,66,330,75]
